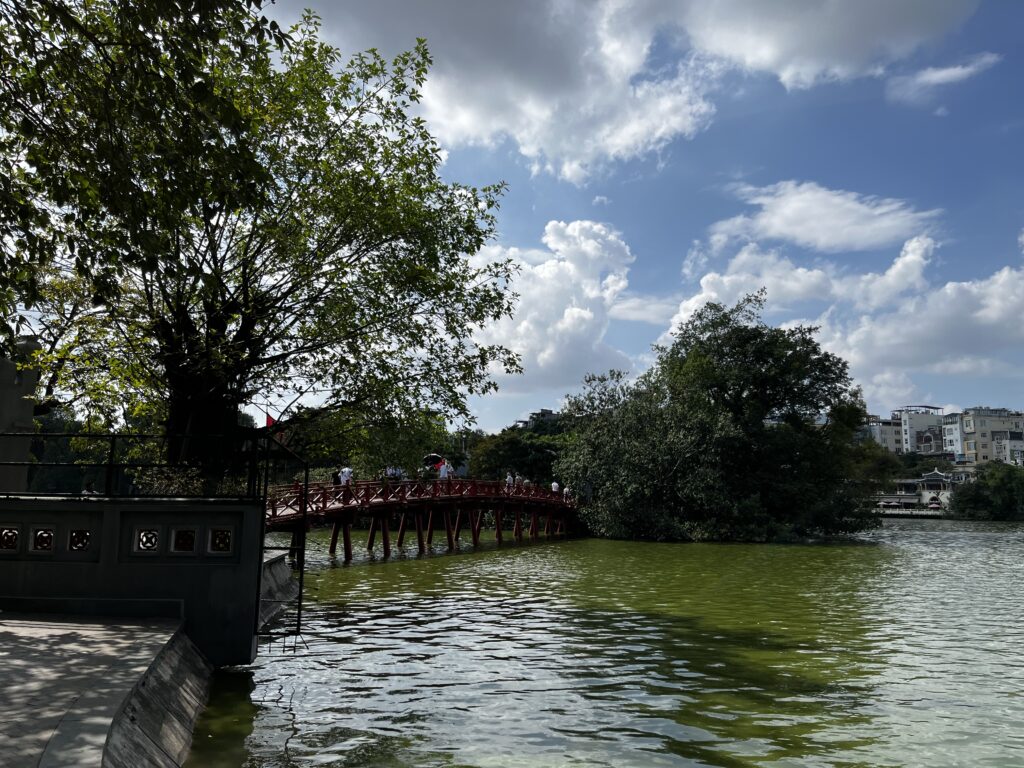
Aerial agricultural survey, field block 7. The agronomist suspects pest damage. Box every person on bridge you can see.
[551,480,560,494]
[340,466,353,485]
[506,472,514,491]
[439,460,450,480]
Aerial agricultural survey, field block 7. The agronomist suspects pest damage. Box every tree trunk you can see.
[164,373,244,493]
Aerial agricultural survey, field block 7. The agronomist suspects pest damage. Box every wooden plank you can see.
[495,506,503,544]
[415,509,426,554]
[343,523,353,563]
[426,509,435,546]
[382,515,392,559]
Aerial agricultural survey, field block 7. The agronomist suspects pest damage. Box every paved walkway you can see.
[0,613,179,768]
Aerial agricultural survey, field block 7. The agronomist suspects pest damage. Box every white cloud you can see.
[886,52,1001,105]
[609,294,681,325]
[667,234,1024,415]
[682,239,710,280]
[679,0,979,89]
[273,0,979,182]
[710,181,941,253]
[659,231,933,335]
[813,264,1024,413]
[475,220,636,391]
[592,195,611,206]
[1018,228,1024,255]
[860,371,918,408]
[835,236,934,310]
[666,242,833,334]
[664,235,935,334]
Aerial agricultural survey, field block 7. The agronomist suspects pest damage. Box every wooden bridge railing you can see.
[266,478,571,522]
[265,478,576,562]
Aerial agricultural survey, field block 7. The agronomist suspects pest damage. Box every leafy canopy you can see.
[556,293,880,541]
[470,420,568,483]
[0,0,286,349]
[12,5,519,454]
[950,462,1024,521]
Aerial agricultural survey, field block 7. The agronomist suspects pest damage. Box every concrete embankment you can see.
[0,613,210,768]
[1,554,299,766]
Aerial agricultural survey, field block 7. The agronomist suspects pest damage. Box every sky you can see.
[273,0,1024,432]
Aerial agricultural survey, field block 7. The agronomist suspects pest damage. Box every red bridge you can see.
[266,478,576,562]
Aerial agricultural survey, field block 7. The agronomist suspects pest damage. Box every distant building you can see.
[516,408,560,430]
[865,406,944,456]
[944,407,1024,466]
[876,468,964,510]
[915,425,945,455]
[991,430,1024,465]
[942,412,965,460]
[866,415,902,453]
[893,405,944,454]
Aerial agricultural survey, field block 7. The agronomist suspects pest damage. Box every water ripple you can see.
[186,520,1024,767]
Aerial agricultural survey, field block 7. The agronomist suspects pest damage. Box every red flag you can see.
[265,413,276,427]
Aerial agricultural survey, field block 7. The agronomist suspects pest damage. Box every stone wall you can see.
[103,628,212,768]
[0,496,265,666]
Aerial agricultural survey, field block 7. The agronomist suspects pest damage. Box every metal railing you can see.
[0,430,308,499]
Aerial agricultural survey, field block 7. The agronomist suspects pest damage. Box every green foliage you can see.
[0,0,287,349]
[347,413,451,480]
[555,293,880,541]
[950,462,1024,520]
[470,428,567,482]
[852,440,903,489]
[897,453,954,476]
[282,407,466,480]
[10,5,519,460]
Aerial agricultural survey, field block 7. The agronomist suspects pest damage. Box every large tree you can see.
[12,6,518,463]
[951,462,1024,520]
[0,0,284,350]
[470,425,567,483]
[556,293,880,541]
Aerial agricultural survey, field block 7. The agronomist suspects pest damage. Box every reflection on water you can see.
[186,519,1024,767]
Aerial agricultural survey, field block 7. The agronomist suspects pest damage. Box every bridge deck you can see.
[266,478,575,562]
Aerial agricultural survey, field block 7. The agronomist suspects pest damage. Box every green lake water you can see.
[185,519,1024,767]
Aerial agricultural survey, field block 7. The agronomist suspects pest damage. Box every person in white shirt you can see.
[340,466,353,485]
[551,480,560,494]
[506,472,514,490]
[439,460,449,479]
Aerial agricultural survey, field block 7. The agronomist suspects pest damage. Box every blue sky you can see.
[275,1,1024,431]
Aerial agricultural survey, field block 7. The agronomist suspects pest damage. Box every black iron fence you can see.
[0,430,308,499]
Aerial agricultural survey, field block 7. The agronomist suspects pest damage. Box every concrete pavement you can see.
[0,613,180,768]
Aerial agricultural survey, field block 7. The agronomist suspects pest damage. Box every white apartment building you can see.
[942,413,964,458]
[946,407,1024,465]
[893,406,944,454]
